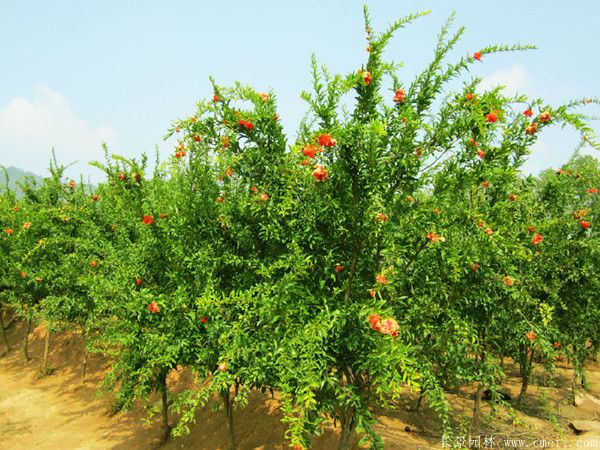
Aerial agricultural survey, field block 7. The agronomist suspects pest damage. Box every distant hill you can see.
[0,166,43,197]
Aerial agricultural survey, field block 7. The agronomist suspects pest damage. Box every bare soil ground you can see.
[1,315,599,449]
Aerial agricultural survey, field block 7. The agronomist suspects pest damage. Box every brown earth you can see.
[1,314,600,450]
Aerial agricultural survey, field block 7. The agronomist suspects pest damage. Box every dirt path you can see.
[0,322,161,450]
[0,357,123,449]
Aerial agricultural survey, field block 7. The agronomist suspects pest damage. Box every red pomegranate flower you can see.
[20,271,27,279]
[260,193,269,202]
[318,134,337,147]
[213,95,221,102]
[226,167,233,177]
[69,180,76,188]
[481,181,489,188]
[4,228,13,235]
[503,276,515,286]
[528,226,536,233]
[426,232,445,243]
[359,70,372,85]
[92,194,99,201]
[379,318,399,338]
[523,109,533,117]
[193,135,201,142]
[508,194,518,202]
[35,277,42,283]
[143,215,155,225]
[485,111,498,123]
[244,120,254,130]
[216,196,225,203]
[118,172,127,181]
[526,331,537,341]
[369,290,376,298]
[376,212,389,222]
[469,138,478,147]
[301,159,310,166]
[369,314,382,331]
[375,274,388,285]
[477,149,485,159]
[393,89,406,103]
[588,187,598,194]
[539,111,551,123]
[580,220,590,229]
[201,316,207,324]
[90,260,98,268]
[473,52,482,61]
[217,362,227,372]
[335,264,343,273]
[302,144,321,159]
[312,164,328,181]
[135,278,143,287]
[471,263,479,271]
[259,93,270,102]
[222,136,230,148]
[531,234,543,245]
[250,185,258,194]
[553,341,561,349]
[465,93,476,101]
[147,302,160,313]
[526,123,538,135]
[484,227,493,235]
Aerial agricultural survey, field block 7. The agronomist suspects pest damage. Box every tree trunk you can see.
[517,347,534,407]
[22,316,32,362]
[158,370,171,442]
[467,382,485,445]
[41,327,51,374]
[415,386,426,412]
[0,308,9,356]
[517,371,529,407]
[337,407,356,450]
[81,330,88,383]
[221,388,236,450]
[81,347,88,383]
[580,367,588,391]
[571,370,578,406]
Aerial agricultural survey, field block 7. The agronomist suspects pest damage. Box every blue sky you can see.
[1,0,598,181]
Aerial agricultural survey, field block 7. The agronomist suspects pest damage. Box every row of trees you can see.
[1,7,598,449]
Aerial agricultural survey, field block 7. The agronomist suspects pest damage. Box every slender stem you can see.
[22,316,32,362]
[41,326,51,373]
[221,387,236,450]
[81,331,88,384]
[0,307,9,355]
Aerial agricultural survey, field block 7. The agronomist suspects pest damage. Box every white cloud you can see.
[0,83,117,179]
[478,65,531,97]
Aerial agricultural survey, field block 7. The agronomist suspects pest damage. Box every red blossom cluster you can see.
[369,314,399,338]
